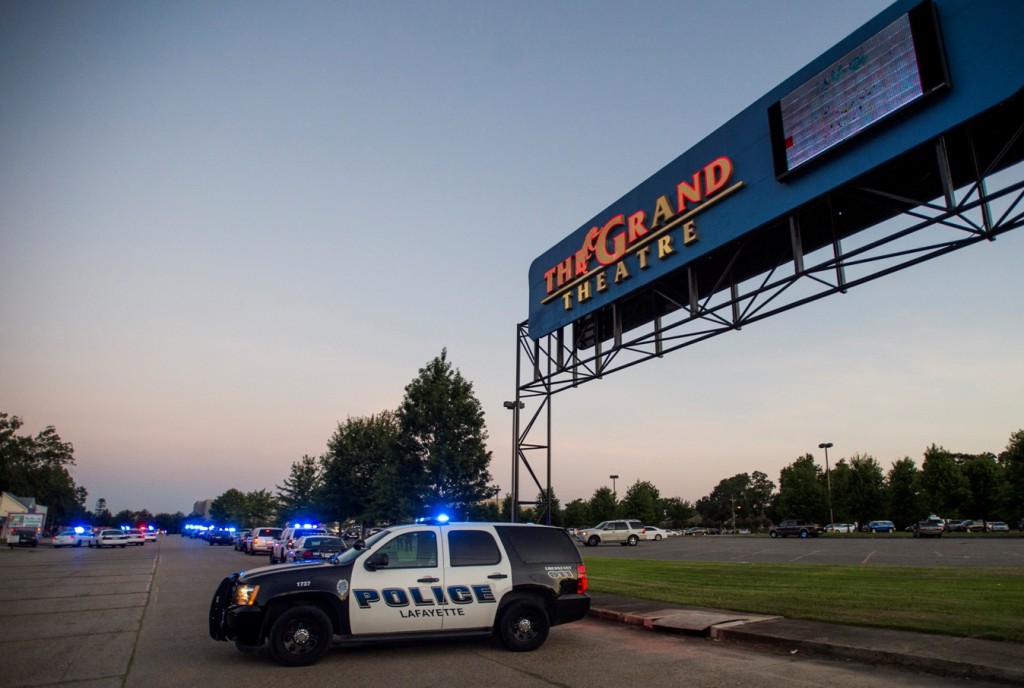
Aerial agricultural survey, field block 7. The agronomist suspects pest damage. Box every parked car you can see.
[7,527,39,548]
[126,529,146,546]
[987,521,1009,532]
[142,529,157,542]
[208,529,235,546]
[863,520,896,533]
[769,520,823,538]
[233,530,250,551]
[52,528,84,547]
[247,527,282,555]
[913,518,944,538]
[683,526,708,536]
[945,519,968,532]
[577,519,645,547]
[962,519,986,533]
[271,526,330,563]
[824,523,857,533]
[284,535,346,562]
[90,529,128,548]
[642,526,670,541]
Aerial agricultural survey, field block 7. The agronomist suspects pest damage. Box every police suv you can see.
[209,520,590,666]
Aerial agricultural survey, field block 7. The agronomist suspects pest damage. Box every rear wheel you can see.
[769,531,778,538]
[268,605,332,667]
[799,530,809,538]
[497,601,550,652]
[627,534,639,546]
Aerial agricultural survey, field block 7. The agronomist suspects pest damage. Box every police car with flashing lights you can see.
[209,519,590,666]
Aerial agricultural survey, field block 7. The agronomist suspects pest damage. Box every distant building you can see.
[1,491,49,541]
[192,499,214,519]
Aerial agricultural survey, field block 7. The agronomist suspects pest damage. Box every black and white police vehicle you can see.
[209,518,590,666]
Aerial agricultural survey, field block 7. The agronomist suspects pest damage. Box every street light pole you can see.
[505,400,524,523]
[609,474,618,498]
[819,442,834,527]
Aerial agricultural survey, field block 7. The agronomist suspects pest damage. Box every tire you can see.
[627,534,639,546]
[497,601,550,652]
[769,531,778,538]
[587,535,599,547]
[799,530,809,539]
[654,534,662,541]
[268,605,333,667]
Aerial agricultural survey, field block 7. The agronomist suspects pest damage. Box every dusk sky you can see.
[3,1,1021,517]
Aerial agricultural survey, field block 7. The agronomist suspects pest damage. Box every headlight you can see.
[233,584,260,606]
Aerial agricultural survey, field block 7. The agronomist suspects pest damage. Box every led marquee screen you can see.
[769,0,948,178]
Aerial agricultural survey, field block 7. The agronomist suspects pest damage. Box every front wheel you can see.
[769,531,778,538]
[799,530,809,538]
[497,601,550,652]
[587,535,599,547]
[268,605,333,667]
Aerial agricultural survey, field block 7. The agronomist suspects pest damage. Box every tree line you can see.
[5,366,1022,534]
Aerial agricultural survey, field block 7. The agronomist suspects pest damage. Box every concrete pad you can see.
[0,606,143,642]
[1,631,136,688]
[651,610,780,634]
[0,592,149,616]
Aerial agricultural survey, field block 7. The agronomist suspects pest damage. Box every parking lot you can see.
[579,532,1024,567]
[1,533,1019,688]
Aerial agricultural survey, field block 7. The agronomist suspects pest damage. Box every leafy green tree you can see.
[620,480,661,524]
[845,454,888,526]
[660,497,696,528]
[112,509,134,526]
[320,412,405,524]
[397,350,497,515]
[697,473,751,526]
[0,413,82,525]
[997,430,1024,525]
[276,455,322,525]
[210,488,249,526]
[960,453,1001,520]
[920,445,970,517]
[777,454,827,522]
[93,497,112,525]
[887,457,924,528]
[747,471,775,528]
[563,498,591,528]
[245,489,280,526]
[588,486,618,523]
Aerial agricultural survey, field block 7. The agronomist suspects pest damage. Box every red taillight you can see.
[577,563,588,594]
[302,550,313,559]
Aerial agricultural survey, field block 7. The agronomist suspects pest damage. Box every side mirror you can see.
[365,551,389,570]
[352,539,366,551]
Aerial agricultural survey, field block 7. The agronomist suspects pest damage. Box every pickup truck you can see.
[768,519,823,538]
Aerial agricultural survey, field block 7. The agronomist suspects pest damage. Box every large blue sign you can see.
[527,0,1024,340]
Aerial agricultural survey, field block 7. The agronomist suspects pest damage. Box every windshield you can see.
[331,528,391,565]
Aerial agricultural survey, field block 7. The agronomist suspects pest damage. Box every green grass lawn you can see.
[585,558,1024,642]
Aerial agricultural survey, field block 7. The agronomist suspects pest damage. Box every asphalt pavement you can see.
[587,591,1024,686]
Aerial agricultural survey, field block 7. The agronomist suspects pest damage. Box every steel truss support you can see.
[509,119,1024,521]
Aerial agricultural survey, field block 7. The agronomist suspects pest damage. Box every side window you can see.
[377,531,437,569]
[448,530,501,567]
[611,522,625,531]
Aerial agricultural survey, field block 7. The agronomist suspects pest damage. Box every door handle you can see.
[417,577,439,583]
[487,573,508,579]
